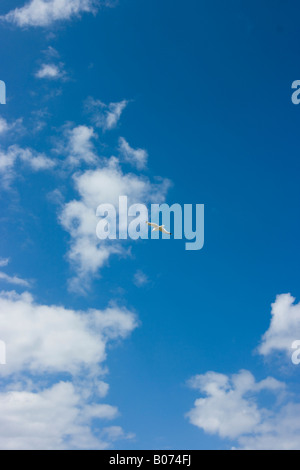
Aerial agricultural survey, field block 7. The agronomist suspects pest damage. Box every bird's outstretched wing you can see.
[161,227,172,235]
[146,222,159,229]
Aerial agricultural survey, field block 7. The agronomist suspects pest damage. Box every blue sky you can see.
[0,0,300,450]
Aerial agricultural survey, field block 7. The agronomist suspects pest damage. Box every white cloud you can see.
[35,63,66,80]
[186,369,300,449]
[236,403,300,450]
[0,289,137,376]
[0,260,25,288]
[85,98,128,131]
[0,272,30,288]
[0,145,56,187]
[2,0,100,28]
[19,148,56,171]
[0,258,28,289]
[59,158,170,291]
[258,294,300,358]
[105,101,128,130]
[186,370,285,440]
[118,137,148,170]
[0,381,121,450]
[55,124,99,167]
[72,160,170,209]
[0,288,137,449]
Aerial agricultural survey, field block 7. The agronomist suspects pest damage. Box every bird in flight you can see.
[146,222,172,235]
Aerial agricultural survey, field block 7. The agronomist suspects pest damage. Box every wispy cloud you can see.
[134,270,149,287]
[118,137,148,170]
[0,259,30,287]
[85,98,128,131]
[1,0,101,28]
[0,117,24,136]
[0,145,56,188]
[43,46,60,58]
[0,258,10,268]
[0,272,30,288]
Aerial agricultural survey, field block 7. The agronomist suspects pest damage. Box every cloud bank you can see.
[0,289,137,449]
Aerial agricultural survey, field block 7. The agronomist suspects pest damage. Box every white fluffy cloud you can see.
[0,288,137,449]
[118,137,148,170]
[59,158,170,291]
[35,63,66,80]
[186,369,300,450]
[2,0,100,27]
[259,294,300,358]
[236,403,300,450]
[85,98,128,131]
[55,124,99,167]
[186,370,284,440]
[0,381,125,450]
[73,160,169,208]
[0,289,137,376]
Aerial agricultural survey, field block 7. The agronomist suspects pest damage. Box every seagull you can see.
[146,222,172,235]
